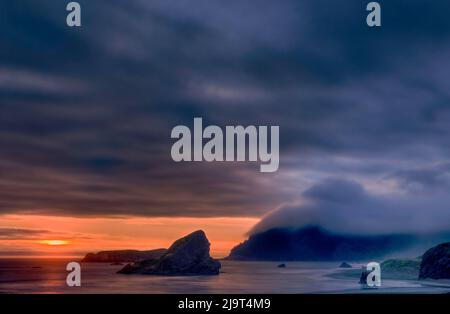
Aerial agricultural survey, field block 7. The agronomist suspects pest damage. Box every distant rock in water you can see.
[227,226,413,261]
[118,230,221,276]
[359,266,370,284]
[339,262,352,268]
[277,263,286,268]
[419,242,450,279]
[81,249,167,263]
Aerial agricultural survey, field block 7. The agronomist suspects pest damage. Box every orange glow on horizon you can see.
[0,214,259,258]
[39,240,69,246]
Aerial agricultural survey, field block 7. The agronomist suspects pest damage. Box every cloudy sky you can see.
[1,0,450,257]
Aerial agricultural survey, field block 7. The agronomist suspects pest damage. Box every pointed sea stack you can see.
[118,230,221,276]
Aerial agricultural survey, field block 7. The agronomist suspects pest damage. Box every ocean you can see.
[0,259,448,294]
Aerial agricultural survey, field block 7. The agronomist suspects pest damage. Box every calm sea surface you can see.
[0,259,448,294]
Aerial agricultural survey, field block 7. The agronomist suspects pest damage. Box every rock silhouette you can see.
[419,242,450,279]
[82,249,167,263]
[359,266,370,284]
[228,226,413,261]
[339,262,352,268]
[118,230,221,276]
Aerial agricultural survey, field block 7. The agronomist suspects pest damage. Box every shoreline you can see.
[325,265,450,294]
[1,259,449,294]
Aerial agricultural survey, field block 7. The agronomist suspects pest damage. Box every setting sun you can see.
[39,240,69,246]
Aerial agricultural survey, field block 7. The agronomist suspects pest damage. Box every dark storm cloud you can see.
[387,162,450,192]
[0,228,50,240]
[0,0,450,224]
[0,227,88,240]
[251,178,450,235]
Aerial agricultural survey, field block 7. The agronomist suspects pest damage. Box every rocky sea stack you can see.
[419,242,450,279]
[81,249,167,263]
[339,262,352,268]
[118,230,221,276]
